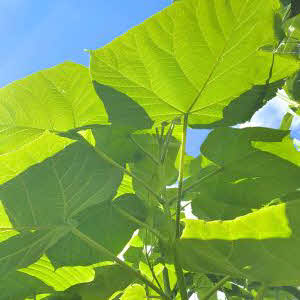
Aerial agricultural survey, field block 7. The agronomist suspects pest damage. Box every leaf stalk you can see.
[72,227,170,299]
[174,113,189,300]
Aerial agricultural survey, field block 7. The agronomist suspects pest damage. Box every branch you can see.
[72,227,170,300]
[175,113,188,239]
[173,113,189,300]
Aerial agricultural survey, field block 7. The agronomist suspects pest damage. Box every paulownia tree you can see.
[0,0,299,299]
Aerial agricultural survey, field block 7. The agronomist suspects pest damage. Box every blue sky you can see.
[0,0,299,157]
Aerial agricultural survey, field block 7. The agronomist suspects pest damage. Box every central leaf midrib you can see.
[187,0,260,114]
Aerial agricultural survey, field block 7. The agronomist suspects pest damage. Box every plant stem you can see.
[75,132,164,204]
[144,242,164,292]
[72,227,170,300]
[175,113,188,239]
[255,284,266,300]
[160,121,175,163]
[163,267,171,296]
[202,275,230,300]
[174,252,188,300]
[174,113,189,300]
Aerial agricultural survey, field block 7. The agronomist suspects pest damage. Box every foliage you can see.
[0,0,299,299]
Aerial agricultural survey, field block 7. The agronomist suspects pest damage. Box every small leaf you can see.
[120,284,146,300]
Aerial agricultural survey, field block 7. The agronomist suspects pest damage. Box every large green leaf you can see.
[0,138,146,273]
[46,193,147,267]
[0,228,68,277]
[0,141,122,227]
[0,62,107,134]
[0,61,107,185]
[90,0,298,127]
[0,131,73,185]
[178,198,300,286]
[188,127,300,219]
[0,270,53,300]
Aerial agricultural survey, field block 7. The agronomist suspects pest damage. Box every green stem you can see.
[75,132,164,204]
[72,227,170,300]
[113,206,166,242]
[160,121,175,163]
[174,252,188,300]
[163,266,171,296]
[175,113,188,239]
[174,113,189,300]
[144,243,164,292]
[256,284,266,300]
[202,275,230,300]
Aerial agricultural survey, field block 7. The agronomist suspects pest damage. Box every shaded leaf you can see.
[188,127,300,219]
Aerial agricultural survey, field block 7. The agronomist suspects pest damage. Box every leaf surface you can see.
[178,198,300,286]
[189,127,300,219]
[90,0,298,126]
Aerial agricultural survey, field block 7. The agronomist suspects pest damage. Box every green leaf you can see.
[279,112,294,129]
[46,193,147,267]
[0,61,107,185]
[284,70,300,102]
[0,131,73,185]
[66,264,136,300]
[0,139,145,272]
[93,83,153,130]
[0,228,69,277]
[177,198,300,286]
[191,80,284,128]
[0,61,107,133]
[0,141,122,227]
[193,274,218,300]
[120,284,146,300]
[20,255,95,291]
[90,0,298,127]
[188,127,300,219]
[284,14,300,40]
[129,134,179,206]
[0,270,53,300]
